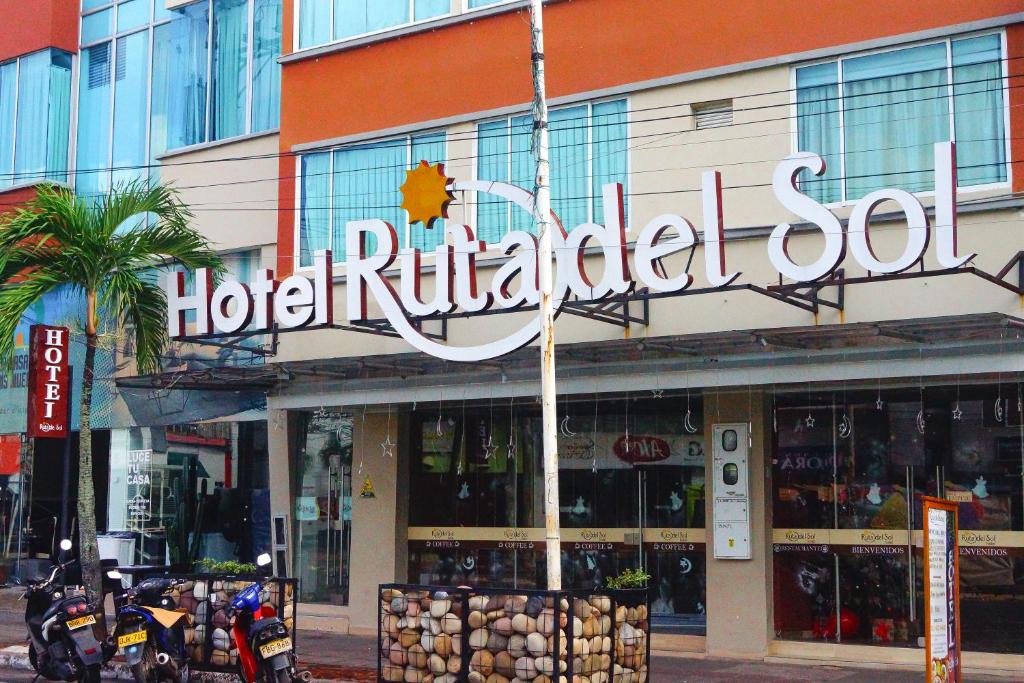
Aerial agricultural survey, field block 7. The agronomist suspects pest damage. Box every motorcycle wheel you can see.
[130,643,157,683]
[81,664,102,683]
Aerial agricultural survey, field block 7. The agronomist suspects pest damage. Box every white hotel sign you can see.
[167,142,973,362]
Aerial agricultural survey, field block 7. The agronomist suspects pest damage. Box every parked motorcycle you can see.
[107,570,191,683]
[12,539,110,682]
[219,553,309,683]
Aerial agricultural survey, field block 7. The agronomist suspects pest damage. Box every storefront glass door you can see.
[293,411,352,605]
[773,385,1024,654]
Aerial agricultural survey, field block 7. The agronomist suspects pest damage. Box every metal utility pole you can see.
[530,0,561,591]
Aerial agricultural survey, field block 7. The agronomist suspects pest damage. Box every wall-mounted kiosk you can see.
[712,424,751,559]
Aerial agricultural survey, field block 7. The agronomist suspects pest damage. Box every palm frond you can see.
[101,269,169,375]
[0,270,65,370]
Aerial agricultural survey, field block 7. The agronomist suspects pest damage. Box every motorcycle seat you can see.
[138,606,191,629]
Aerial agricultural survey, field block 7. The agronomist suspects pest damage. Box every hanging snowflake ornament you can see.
[651,389,664,399]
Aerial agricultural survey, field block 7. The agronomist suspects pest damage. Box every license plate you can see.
[118,630,148,648]
[258,637,292,659]
[66,615,97,630]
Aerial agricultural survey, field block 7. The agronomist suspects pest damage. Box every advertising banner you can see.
[924,496,961,683]
[25,325,70,438]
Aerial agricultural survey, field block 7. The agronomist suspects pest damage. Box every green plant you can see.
[605,568,651,589]
[196,558,258,575]
[0,181,221,599]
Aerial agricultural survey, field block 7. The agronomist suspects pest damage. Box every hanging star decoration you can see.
[482,434,498,460]
[381,433,396,458]
[400,161,455,229]
[952,404,963,421]
[507,432,518,461]
[651,389,664,399]
[805,413,816,428]
[876,396,884,410]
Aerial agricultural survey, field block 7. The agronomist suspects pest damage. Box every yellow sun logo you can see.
[400,161,454,229]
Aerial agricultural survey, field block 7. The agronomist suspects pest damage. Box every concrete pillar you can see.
[267,409,293,575]
[346,411,402,630]
[703,390,773,658]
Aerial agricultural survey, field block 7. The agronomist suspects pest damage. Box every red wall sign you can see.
[26,325,70,439]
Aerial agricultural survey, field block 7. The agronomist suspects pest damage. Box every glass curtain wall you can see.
[299,0,449,48]
[77,0,281,195]
[407,396,707,634]
[0,49,72,189]
[772,384,1024,654]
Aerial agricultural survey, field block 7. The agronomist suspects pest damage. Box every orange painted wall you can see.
[0,0,77,62]
[276,0,1024,272]
[1009,23,1024,194]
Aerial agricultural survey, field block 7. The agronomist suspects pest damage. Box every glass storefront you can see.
[107,421,270,568]
[407,396,707,634]
[291,410,352,605]
[772,385,1024,654]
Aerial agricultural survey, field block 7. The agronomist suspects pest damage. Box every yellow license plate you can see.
[258,637,292,658]
[66,614,97,630]
[118,630,148,648]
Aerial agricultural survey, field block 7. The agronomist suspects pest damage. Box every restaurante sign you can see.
[167,142,972,362]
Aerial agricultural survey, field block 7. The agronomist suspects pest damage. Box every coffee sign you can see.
[166,142,972,363]
[26,325,70,438]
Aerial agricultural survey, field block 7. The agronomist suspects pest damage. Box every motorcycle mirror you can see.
[106,570,122,580]
[59,539,72,551]
[256,553,272,568]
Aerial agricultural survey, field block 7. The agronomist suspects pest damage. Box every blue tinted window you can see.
[335,0,407,39]
[409,133,447,251]
[151,2,209,156]
[13,50,71,184]
[82,8,113,43]
[299,153,331,268]
[117,0,149,32]
[76,43,113,195]
[299,0,330,47]
[0,62,15,188]
[251,0,282,132]
[112,32,149,186]
[414,0,448,21]
[211,0,249,140]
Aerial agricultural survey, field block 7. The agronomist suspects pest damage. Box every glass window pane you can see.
[0,62,16,187]
[116,0,149,32]
[509,114,533,232]
[83,0,110,9]
[299,152,331,267]
[112,32,149,187]
[76,42,113,196]
[468,0,501,7]
[952,35,1005,186]
[251,0,282,132]
[591,99,628,225]
[414,0,448,21]
[333,140,405,255]
[796,63,841,203]
[211,0,248,140]
[843,43,949,199]
[409,132,446,251]
[153,0,172,21]
[335,0,408,40]
[475,119,509,243]
[151,2,209,156]
[82,8,114,44]
[549,105,588,230]
[16,50,71,183]
[299,0,330,48]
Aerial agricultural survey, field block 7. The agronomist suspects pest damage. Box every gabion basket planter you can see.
[378,583,650,683]
[133,571,298,674]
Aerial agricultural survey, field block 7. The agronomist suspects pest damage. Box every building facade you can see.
[3,0,1024,674]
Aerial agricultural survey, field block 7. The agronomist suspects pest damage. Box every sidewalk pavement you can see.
[0,604,1018,682]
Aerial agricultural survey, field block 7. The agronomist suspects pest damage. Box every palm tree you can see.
[0,181,222,598]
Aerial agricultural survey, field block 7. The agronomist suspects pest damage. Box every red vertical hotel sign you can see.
[26,324,70,439]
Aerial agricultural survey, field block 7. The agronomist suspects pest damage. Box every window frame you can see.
[292,131,449,272]
[0,48,75,189]
[472,95,631,244]
[789,29,1012,207]
[77,0,281,189]
[293,0,521,53]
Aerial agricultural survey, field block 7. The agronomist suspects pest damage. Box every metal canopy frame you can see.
[119,312,1024,391]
